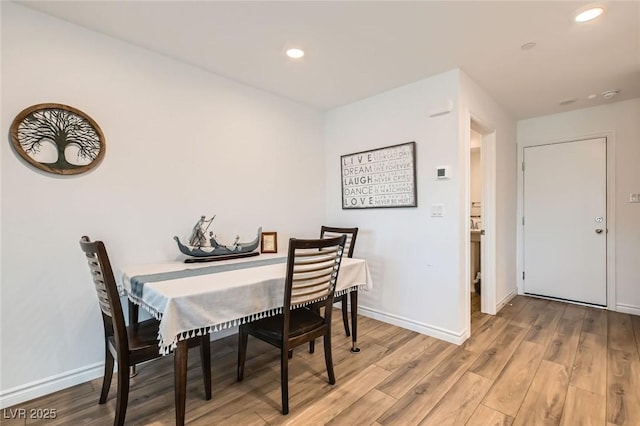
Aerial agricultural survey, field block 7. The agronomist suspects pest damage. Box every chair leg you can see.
[237,327,248,381]
[309,303,320,353]
[341,295,351,337]
[127,302,140,378]
[200,336,212,400]
[99,347,114,404]
[323,333,336,385]
[115,360,130,426]
[281,347,289,415]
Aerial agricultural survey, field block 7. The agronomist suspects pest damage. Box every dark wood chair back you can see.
[80,236,129,357]
[319,226,359,338]
[320,226,358,258]
[284,235,347,324]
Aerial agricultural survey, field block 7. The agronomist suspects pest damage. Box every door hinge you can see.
[522,271,525,280]
[522,217,525,226]
[522,162,525,172]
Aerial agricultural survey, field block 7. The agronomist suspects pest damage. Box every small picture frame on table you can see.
[261,232,277,253]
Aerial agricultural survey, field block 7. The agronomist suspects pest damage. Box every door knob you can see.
[595,229,603,234]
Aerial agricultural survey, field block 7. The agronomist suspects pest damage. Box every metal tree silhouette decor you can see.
[10,103,105,175]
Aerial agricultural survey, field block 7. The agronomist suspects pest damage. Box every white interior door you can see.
[523,138,606,306]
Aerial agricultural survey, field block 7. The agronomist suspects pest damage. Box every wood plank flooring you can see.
[4,296,640,425]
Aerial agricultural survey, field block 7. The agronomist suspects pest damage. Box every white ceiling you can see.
[17,1,640,119]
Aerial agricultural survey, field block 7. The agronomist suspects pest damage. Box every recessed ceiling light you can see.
[559,98,578,106]
[601,90,619,100]
[575,6,604,23]
[520,42,536,51]
[587,94,598,100]
[286,48,305,59]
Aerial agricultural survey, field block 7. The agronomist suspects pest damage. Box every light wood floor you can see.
[4,296,640,425]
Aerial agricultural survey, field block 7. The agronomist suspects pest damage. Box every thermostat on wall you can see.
[436,166,450,179]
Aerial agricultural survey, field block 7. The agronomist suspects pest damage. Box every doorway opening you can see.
[470,128,482,315]
[467,116,497,332]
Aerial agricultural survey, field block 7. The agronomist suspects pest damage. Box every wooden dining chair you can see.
[320,226,359,336]
[237,235,347,414]
[79,236,211,426]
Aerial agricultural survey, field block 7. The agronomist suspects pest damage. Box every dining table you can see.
[118,252,372,425]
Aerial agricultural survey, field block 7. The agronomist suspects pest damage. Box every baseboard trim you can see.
[358,306,465,345]
[616,303,640,316]
[0,331,236,409]
[0,362,104,409]
[496,290,517,313]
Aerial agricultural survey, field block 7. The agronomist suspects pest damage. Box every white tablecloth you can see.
[119,254,372,354]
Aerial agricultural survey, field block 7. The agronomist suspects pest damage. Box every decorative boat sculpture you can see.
[174,216,262,258]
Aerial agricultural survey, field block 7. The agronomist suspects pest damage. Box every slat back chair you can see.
[237,235,347,414]
[320,226,358,336]
[80,236,211,426]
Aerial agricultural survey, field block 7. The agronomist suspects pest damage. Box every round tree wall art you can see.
[10,103,105,175]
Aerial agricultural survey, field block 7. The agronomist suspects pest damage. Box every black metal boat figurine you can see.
[174,215,261,261]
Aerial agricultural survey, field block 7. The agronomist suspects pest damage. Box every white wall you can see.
[517,98,640,315]
[324,69,517,344]
[1,3,325,406]
[325,71,464,341]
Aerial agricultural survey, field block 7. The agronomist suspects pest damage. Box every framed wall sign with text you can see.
[341,142,417,209]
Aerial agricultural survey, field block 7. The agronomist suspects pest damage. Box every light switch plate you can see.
[630,193,640,203]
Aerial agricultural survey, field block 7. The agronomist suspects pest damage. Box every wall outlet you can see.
[431,204,444,217]
[630,193,640,203]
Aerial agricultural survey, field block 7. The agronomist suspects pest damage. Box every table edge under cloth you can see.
[119,255,373,354]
